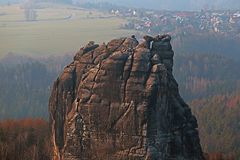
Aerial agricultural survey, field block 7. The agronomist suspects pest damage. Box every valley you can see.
[0,4,134,57]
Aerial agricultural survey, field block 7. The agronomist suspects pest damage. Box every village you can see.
[110,7,240,37]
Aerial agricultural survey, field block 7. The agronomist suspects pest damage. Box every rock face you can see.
[49,35,204,160]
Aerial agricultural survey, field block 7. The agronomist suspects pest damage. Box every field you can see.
[0,4,135,57]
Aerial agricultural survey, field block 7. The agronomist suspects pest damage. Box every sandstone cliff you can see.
[49,35,204,160]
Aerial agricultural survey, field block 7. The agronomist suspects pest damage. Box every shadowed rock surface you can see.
[49,35,204,160]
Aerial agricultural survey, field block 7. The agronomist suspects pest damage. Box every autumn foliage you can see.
[0,117,239,160]
[0,118,51,160]
[205,152,236,160]
[191,92,240,160]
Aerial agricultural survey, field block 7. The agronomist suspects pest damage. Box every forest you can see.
[0,118,238,160]
[1,52,240,117]
[0,119,51,160]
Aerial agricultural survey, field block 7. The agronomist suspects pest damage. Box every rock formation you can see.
[49,35,204,160]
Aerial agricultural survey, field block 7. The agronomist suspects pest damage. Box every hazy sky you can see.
[101,0,240,11]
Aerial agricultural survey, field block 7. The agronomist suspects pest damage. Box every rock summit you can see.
[49,35,204,160]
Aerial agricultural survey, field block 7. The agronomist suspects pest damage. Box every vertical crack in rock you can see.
[122,50,135,103]
[49,35,205,160]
